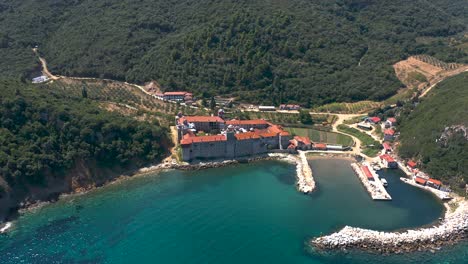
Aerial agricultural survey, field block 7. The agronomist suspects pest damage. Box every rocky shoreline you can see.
[311,197,468,254]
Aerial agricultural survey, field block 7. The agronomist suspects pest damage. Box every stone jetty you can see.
[351,163,391,200]
[311,198,468,254]
[295,151,316,193]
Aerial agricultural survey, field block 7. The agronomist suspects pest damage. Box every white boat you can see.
[380,178,388,187]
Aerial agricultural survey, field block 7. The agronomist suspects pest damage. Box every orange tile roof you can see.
[314,143,327,149]
[415,177,427,184]
[164,91,188,96]
[234,132,261,140]
[226,119,269,126]
[407,160,417,168]
[179,116,225,124]
[258,132,278,138]
[428,178,442,186]
[294,136,311,145]
[387,117,397,123]
[384,129,395,135]
[362,166,374,179]
[180,135,226,145]
[382,142,392,150]
[380,154,395,162]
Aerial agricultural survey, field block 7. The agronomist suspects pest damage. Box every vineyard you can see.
[412,55,463,71]
[314,101,381,114]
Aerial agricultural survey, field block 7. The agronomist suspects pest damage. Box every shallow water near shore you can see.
[0,159,465,263]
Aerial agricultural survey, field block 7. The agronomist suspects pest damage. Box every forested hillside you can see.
[398,73,468,193]
[0,80,170,219]
[1,0,467,105]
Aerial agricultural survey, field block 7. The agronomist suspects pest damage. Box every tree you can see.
[209,96,216,110]
[82,86,88,98]
[299,110,313,124]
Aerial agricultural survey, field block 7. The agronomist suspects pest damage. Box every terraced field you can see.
[285,127,354,146]
[314,101,381,114]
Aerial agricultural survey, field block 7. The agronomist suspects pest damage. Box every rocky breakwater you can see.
[296,151,316,193]
[311,198,468,254]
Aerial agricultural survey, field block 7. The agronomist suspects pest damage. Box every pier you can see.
[400,178,452,200]
[296,151,316,193]
[351,163,391,200]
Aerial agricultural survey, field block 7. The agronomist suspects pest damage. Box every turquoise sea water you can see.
[0,159,466,263]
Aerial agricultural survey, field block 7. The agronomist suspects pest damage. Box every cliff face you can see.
[0,159,145,222]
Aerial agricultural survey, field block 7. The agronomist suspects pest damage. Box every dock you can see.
[296,151,316,193]
[400,177,452,200]
[351,163,391,200]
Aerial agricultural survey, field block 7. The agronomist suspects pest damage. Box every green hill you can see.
[0,80,170,220]
[398,73,468,193]
[1,0,467,105]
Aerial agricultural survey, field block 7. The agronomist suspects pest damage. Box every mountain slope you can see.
[398,72,468,193]
[0,0,467,105]
[0,80,170,220]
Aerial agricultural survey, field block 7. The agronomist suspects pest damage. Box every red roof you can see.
[380,154,395,162]
[384,129,395,135]
[370,117,381,123]
[387,117,397,123]
[382,142,392,150]
[362,166,374,179]
[180,135,226,145]
[294,136,312,145]
[164,91,188,96]
[428,178,442,186]
[234,132,261,140]
[407,160,417,168]
[314,143,327,150]
[415,177,427,184]
[226,119,269,126]
[179,116,224,124]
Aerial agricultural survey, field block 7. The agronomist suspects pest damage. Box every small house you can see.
[380,154,397,168]
[291,136,312,150]
[427,178,442,190]
[407,160,417,169]
[368,117,381,124]
[385,117,397,128]
[415,177,427,186]
[382,142,392,153]
[384,129,395,141]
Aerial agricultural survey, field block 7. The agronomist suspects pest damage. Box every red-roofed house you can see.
[382,142,392,153]
[427,178,442,190]
[163,91,190,101]
[415,177,427,186]
[407,160,417,169]
[384,129,395,141]
[290,136,312,150]
[385,117,397,128]
[380,154,397,168]
[368,117,381,124]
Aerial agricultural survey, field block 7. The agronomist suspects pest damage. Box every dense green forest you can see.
[0,0,467,105]
[398,73,468,193]
[0,79,170,201]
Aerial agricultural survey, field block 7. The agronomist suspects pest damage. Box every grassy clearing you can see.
[286,127,354,146]
[337,124,381,157]
[243,111,335,126]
